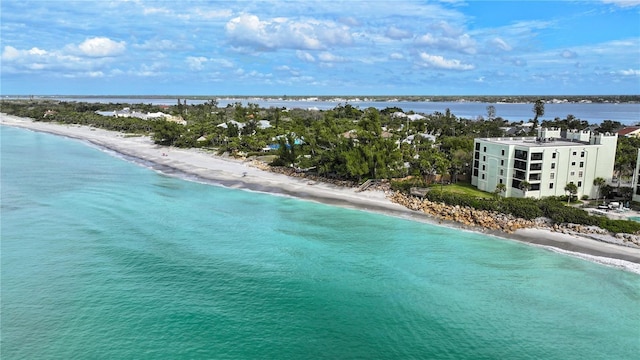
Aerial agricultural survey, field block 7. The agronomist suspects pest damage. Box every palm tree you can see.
[564,183,578,204]
[532,100,545,128]
[593,177,606,204]
[519,180,531,195]
[494,183,507,199]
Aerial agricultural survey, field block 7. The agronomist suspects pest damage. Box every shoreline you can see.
[2,113,639,272]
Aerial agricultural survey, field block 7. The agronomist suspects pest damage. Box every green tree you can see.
[519,180,531,195]
[345,147,369,181]
[276,133,298,167]
[532,99,545,127]
[593,177,606,204]
[486,105,496,120]
[564,183,578,204]
[152,120,184,146]
[494,183,507,199]
[433,153,451,191]
[597,120,622,133]
[615,137,640,180]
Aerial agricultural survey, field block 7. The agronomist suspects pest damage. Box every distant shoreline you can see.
[2,113,639,273]
[4,94,640,104]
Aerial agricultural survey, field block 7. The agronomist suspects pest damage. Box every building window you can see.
[483,156,486,162]
[500,169,504,176]
[579,162,584,168]
[551,163,556,169]
[482,174,485,180]
[483,146,487,152]
[578,181,582,187]
[473,169,478,176]
[552,153,557,159]
[570,171,575,176]
[501,149,505,156]
[579,171,583,177]
[530,163,542,171]
[501,160,504,166]
[550,173,555,179]
[531,152,543,160]
[475,142,480,151]
[531,184,540,191]
[499,179,503,184]
[515,149,528,160]
[581,151,585,157]
[550,183,554,189]
[571,161,576,166]
[482,165,486,171]
[573,151,577,156]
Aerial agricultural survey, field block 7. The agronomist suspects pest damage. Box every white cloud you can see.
[389,52,404,60]
[601,0,640,7]
[1,43,108,75]
[78,37,126,57]
[225,14,352,51]
[418,52,474,70]
[561,50,578,59]
[416,32,476,54]
[2,46,21,61]
[130,62,165,77]
[489,37,512,52]
[386,26,411,40]
[318,52,345,62]
[135,39,186,51]
[194,8,232,19]
[143,7,171,15]
[28,47,48,56]
[186,56,208,71]
[619,69,640,76]
[296,51,315,62]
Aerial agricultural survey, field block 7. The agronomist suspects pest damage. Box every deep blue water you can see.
[1,125,639,359]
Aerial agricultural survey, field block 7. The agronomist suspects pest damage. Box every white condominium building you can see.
[472,128,618,199]
[633,149,640,203]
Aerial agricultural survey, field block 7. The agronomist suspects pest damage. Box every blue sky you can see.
[1,0,639,95]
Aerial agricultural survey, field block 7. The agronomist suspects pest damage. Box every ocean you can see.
[2,125,639,359]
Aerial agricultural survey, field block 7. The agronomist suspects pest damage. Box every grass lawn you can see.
[431,182,493,199]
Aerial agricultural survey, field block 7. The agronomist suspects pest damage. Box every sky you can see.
[1,0,639,96]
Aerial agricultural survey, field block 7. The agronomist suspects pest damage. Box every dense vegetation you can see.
[2,98,639,233]
[419,190,640,234]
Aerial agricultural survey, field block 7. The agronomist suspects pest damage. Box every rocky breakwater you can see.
[552,223,640,247]
[388,192,536,233]
[389,192,640,248]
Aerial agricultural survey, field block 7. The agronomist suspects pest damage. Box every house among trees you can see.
[617,126,640,138]
[472,127,618,199]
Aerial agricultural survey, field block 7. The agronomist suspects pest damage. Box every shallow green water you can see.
[2,126,639,359]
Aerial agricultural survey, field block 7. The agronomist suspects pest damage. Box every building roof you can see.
[617,126,640,136]
[478,136,589,148]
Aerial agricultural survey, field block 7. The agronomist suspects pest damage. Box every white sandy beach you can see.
[2,113,639,271]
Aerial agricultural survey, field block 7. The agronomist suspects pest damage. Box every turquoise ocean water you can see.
[1,126,639,359]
